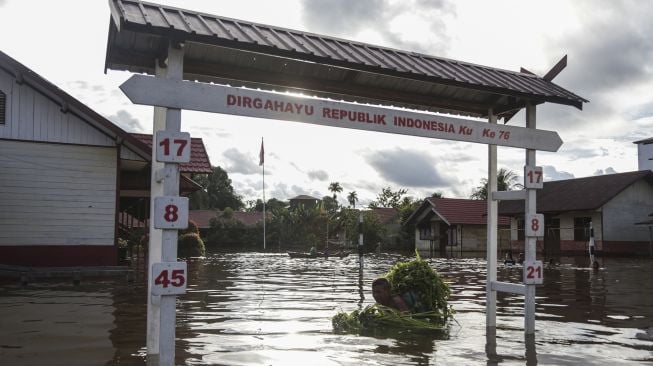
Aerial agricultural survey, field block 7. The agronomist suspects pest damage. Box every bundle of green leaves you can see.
[332,254,453,334]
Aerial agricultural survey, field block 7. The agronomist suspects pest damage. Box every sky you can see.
[1,0,651,207]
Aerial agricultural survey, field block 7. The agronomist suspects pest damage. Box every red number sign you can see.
[151,262,187,295]
[525,213,544,237]
[523,260,543,284]
[153,196,189,229]
[155,131,191,163]
[524,165,544,189]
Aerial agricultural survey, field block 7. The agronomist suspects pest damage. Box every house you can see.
[371,207,401,248]
[405,197,510,254]
[634,137,653,171]
[0,50,211,266]
[499,171,653,256]
[189,209,264,237]
[288,195,320,209]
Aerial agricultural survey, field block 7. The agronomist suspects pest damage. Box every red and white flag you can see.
[259,138,264,166]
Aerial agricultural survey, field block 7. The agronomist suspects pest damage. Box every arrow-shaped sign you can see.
[120,75,563,151]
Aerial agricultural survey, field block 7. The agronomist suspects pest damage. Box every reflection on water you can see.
[0,252,652,365]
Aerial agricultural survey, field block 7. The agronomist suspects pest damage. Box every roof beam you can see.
[183,58,495,116]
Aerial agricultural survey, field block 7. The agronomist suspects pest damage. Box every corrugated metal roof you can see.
[634,137,653,144]
[499,171,653,215]
[106,0,587,119]
[130,133,212,173]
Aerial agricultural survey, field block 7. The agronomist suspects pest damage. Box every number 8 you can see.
[531,218,539,231]
[164,204,179,222]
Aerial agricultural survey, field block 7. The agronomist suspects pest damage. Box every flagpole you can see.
[260,137,266,250]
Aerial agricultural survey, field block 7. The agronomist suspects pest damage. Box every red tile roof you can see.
[421,197,510,226]
[189,210,265,228]
[372,207,399,225]
[130,133,212,174]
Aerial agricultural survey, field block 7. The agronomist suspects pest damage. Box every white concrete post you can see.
[525,103,537,335]
[146,64,167,356]
[147,42,185,365]
[486,109,498,329]
[358,211,364,272]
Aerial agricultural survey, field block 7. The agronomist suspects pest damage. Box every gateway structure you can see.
[104,0,586,364]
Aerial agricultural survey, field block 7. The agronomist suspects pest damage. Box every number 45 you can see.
[154,269,186,288]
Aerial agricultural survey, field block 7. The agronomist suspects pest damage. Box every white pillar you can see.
[147,42,184,365]
[525,103,537,335]
[486,109,498,328]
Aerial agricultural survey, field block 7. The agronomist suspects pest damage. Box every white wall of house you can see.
[0,140,117,246]
[602,179,653,241]
[0,68,119,248]
[558,212,603,241]
[0,69,114,146]
[637,142,653,171]
[416,221,498,252]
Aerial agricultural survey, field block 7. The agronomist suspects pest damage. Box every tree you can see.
[431,191,443,198]
[369,187,408,208]
[328,182,343,201]
[188,166,244,210]
[347,191,358,208]
[470,168,521,200]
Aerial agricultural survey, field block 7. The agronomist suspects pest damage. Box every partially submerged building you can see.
[405,197,510,254]
[499,171,653,256]
[0,51,210,266]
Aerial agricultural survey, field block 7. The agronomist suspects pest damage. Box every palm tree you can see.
[328,182,343,201]
[347,191,358,208]
[470,168,522,200]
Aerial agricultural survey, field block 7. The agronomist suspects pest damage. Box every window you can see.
[0,90,5,124]
[517,218,525,241]
[419,226,432,240]
[574,217,592,241]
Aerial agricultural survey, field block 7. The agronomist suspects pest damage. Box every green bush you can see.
[180,219,200,235]
[178,233,206,257]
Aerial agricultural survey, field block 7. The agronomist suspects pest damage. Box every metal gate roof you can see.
[105,0,587,119]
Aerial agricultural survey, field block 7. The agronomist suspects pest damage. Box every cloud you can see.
[559,146,605,160]
[365,148,456,188]
[222,148,260,175]
[542,165,574,181]
[544,3,653,100]
[269,182,321,200]
[593,167,617,176]
[300,0,454,54]
[106,109,145,132]
[307,170,329,181]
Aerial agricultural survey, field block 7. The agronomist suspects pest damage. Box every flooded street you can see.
[1,252,652,365]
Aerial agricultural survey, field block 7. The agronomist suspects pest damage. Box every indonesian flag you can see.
[259,138,264,166]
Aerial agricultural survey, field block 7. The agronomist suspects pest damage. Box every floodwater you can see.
[0,252,652,365]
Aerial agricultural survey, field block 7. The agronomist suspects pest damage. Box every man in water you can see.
[371,278,410,313]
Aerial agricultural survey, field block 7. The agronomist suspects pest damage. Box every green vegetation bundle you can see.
[178,233,206,257]
[332,253,453,334]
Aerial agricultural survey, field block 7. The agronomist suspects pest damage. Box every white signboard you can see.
[524,165,543,189]
[151,262,187,295]
[156,131,191,163]
[153,196,189,229]
[523,260,544,284]
[120,75,564,152]
[525,213,544,237]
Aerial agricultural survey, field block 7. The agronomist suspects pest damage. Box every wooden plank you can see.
[121,75,564,151]
[491,280,526,295]
[492,190,527,201]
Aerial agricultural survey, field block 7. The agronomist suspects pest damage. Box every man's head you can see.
[372,278,392,306]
